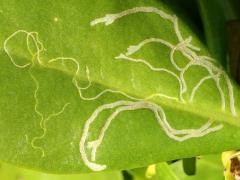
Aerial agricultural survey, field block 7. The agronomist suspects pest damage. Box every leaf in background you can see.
[156,163,179,180]
[227,20,240,84]
[129,163,179,180]
[0,0,240,174]
[198,0,240,67]
[171,154,224,180]
[128,166,154,180]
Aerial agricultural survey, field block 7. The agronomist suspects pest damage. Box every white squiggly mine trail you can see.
[91,6,236,116]
[3,6,237,172]
[3,30,70,157]
[48,56,223,171]
[84,6,237,171]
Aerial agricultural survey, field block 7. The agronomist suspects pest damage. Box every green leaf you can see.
[156,163,179,180]
[198,0,240,67]
[226,20,240,84]
[0,0,240,174]
[129,163,179,180]
[0,162,123,180]
[128,166,151,180]
[171,154,224,180]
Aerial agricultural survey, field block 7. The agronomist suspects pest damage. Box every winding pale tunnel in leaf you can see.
[0,0,240,174]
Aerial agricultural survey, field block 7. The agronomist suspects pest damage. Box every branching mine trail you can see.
[3,6,237,172]
[4,30,70,157]
[86,6,236,171]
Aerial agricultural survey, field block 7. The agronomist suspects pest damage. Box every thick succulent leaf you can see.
[0,162,123,180]
[0,0,240,173]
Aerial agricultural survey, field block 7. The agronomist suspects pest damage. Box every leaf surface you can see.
[0,0,240,173]
[0,162,123,180]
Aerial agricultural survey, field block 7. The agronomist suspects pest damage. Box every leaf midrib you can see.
[2,49,239,127]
